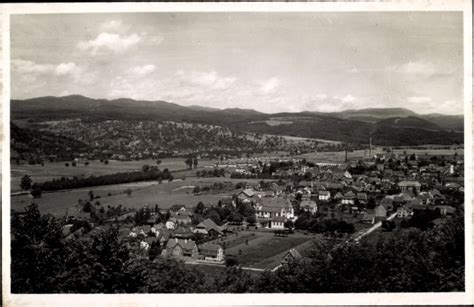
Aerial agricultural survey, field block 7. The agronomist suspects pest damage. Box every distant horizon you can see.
[11,12,464,115]
[12,94,464,116]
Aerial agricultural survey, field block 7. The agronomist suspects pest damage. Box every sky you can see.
[11,12,464,114]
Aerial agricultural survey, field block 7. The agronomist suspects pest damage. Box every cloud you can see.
[54,62,80,76]
[12,59,54,74]
[341,94,356,103]
[260,77,280,94]
[132,64,156,75]
[407,96,432,103]
[177,70,237,90]
[78,32,141,55]
[347,67,359,73]
[388,61,436,75]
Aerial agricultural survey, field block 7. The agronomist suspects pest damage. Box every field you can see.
[11,158,214,191]
[225,231,315,270]
[11,177,274,216]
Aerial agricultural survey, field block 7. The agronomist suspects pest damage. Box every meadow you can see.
[10,176,271,216]
[11,158,214,191]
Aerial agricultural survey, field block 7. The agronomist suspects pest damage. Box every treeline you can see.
[38,168,173,191]
[12,204,464,293]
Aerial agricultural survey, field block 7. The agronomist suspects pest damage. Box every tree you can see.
[193,186,201,194]
[142,164,150,172]
[185,157,193,169]
[195,202,205,215]
[246,215,257,225]
[284,220,294,230]
[72,161,77,167]
[20,175,32,191]
[125,188,132,197]
[30,184,42,198]
[148,240,162,261]
[193,158,198,169]
[88,190,95,201]
[156,160,162,165]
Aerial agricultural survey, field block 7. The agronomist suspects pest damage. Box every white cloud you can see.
[341,94,356,103]
[54,62,79,76]
[347,67,359,73]
[132,64,156,75]
[260,77,280,94]
[388,61,436,75]
[12,59,54,74]
[407,96,432,103]
[78,32,141,55]
[177,70,237,90]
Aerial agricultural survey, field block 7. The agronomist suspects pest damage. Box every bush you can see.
[225,257,239,267]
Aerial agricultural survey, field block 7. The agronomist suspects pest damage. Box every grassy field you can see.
[11,177,270,216]
[11,158,214,191]
[225,232,313,270]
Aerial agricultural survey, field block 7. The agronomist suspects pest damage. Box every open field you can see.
[11,177,273,216]
[225,231,314,270]
[11,158,214,191]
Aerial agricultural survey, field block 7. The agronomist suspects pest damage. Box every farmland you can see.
[11,158,214,191]
[11,176,273,216]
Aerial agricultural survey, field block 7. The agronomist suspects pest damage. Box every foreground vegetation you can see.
[12,204,464,293]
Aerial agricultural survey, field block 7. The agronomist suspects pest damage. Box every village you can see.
[53,147,464,272]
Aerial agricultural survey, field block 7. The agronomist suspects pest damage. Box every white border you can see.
[1,1,472,306]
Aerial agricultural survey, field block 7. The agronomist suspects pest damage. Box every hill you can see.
[374,116,441,131]
[11,95,464,146]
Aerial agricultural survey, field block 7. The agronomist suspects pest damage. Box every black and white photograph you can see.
[1,1,472,306]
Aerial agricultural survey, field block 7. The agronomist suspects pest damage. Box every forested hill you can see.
[11,95,464,146]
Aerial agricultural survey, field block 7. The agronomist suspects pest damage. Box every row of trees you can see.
[35,168,173,191]
[11,204,464,293]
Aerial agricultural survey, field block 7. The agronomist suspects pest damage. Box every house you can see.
[318,190,330,201]
[282,248,302,264]
[398,180,421,193]
[155,228,172,247]
[356,192,368,204]
[140,237,156,250]
[341,191,355,205]
[374,204,387,218]
[434,205,456,216]
[198,243,225,262]
[162,238,199,260]
[194,218,224,236]
[173,226,194,239]
[165,218,177,230]
[255,197,295,220]
[416,192,433,206]
[129,225,151,237]
[270,216,287,229]
[237,188,258,203]
[379,197,394,212]
[360,212,375,224]
[397,205,413,218]
[300,200,318,214]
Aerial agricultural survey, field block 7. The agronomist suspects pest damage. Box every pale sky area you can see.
[11,12,463,114]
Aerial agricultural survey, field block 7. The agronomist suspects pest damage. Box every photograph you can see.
[1,1,472,305]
